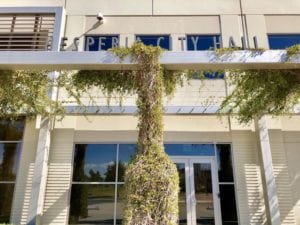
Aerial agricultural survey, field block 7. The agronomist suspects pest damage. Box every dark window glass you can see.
[136,35,170,50]
[268,34,300,49]
[0,119,25,141]
[216,144,234,182]
[187,35,221,51]
[193,163,214,225]
[73,144,117,182]
[85,35,119,51]
[69,184,115,224]
[176,163,187,225]
[116,184,125,225]
[0,183,14,223]
[164,144,215,156]
[0,143,21,181]
[118,144,137,182]
[219,185,238,224]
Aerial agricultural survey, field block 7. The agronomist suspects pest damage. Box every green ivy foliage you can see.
[0,70,79,120]
[221,69,300,123]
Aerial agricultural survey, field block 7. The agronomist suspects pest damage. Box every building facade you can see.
[0,0,300,225]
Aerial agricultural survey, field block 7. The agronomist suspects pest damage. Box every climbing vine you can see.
[0,42,300,224]
[73,42,182,225]
[219,44,300,123]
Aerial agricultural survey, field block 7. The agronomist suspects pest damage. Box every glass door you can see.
[172,157,221,225]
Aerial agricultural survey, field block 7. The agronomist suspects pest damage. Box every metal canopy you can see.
[0,50,299,70]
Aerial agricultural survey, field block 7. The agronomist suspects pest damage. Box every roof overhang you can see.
[0,50,299,70]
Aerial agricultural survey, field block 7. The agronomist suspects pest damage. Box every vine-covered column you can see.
[122,44,179,225]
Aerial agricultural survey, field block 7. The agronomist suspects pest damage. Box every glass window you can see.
[216,144,234,182]
[70,144,137,225]
[219,185,238,225]
[85,35,119,51]
[0,143,22,181]
[69,184,115,225]
[165,144,215,156]
[216,144,238,225]
[0,183,15,223]
[136,35,170,50]
[73,144,117,182]
[268,34,300,49]
[70,143,238,225]
[0,119,24,141]
[118,144,137,182]
[0,118,24,224]
[187,35,221,51]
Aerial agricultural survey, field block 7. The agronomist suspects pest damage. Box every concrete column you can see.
[27,8,65,225]
[257,117,281,225]
[27,118,52,225]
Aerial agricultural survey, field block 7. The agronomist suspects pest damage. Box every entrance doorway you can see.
[172,157,221,225]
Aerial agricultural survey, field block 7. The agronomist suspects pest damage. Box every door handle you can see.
[192,198,196,204]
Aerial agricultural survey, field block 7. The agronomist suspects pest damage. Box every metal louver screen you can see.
[0,13,55,51]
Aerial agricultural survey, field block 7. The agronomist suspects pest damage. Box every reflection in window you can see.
[69,184,115,225]
[70,143,238,225]
[73,144,117,182]
[118,144,137,182]
[70,144,137,225]
[0,118,24,223]
[0,143,21,181]
[175,163,187,225]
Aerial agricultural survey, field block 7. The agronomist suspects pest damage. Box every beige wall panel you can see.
[66,0,152,15]
[72,115,229,132]
[1,0,64,7]
[64,16,86,51]
[220,15,243,48]
[283,133,300,225]
[153,0,240,15]
[283,131,300,143]
[269,130,296,224]
[231,131,267,225]
[42,129,74,225]
[265,16,300,34]
[75,131,137,143]
[281,116,300,131]
[85,16,220,35]
[74,131,231,143]
[245,15,268,49]
[75,116,138,131]
[164,116,229,132]
[230,117,254,131]
[241,0,300,14]
[164,131,231,143]
[11,120,39,225]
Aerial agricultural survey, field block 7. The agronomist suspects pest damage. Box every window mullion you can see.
[114,144,120,225]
